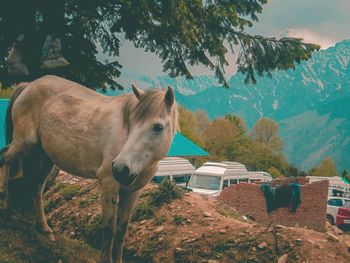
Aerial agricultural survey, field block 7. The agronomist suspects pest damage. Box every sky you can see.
[117,0,350,78]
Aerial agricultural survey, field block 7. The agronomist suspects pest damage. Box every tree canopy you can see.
[308,157,338,177]
[0,0,320,90]
[250,117,283,152]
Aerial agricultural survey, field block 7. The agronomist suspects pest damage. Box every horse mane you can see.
[122,89,178,133]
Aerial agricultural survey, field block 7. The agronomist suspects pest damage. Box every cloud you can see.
[286,28,338,49]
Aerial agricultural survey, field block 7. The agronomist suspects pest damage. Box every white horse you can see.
[0,75,178,263]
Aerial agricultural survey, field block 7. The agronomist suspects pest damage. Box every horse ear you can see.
[132,84,144,100]
[165,86,175,107]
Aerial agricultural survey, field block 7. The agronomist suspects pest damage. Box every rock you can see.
[277,254,288,263]
[208,260,219,263]
[219,229,227,234]
[276,224,287,230]
[332,225,344,235]
[326,233,340,242]
[175,247,184,253]
[140,220,147,225]
[154,226,165,233]
[315,244,323,249]
[185,238,197,243]
[203,212,212,217]
[258,242,267,249]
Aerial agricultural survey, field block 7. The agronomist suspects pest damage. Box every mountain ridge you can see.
[109,39,350,171]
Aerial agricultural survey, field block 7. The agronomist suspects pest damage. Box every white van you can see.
[187,161,250,196]
[152,157,195,187]
[248,171,272,183]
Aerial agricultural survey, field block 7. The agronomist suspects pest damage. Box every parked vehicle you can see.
[247,171,272,183]
[327,197,350,226]
[187,161,249,196]
[152,157,195,187]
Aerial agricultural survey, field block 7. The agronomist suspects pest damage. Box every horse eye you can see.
[153,123,164,133]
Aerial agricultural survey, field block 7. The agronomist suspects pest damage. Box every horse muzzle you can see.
[112,162,136,186]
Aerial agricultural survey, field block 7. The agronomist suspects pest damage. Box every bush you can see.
[132,202,156,222]
[149,179,183,207]
[172,215,185,225]
[59,184,81,201]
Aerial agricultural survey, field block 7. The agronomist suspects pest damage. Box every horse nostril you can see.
[112,163,132,185]
[119,165,130,177]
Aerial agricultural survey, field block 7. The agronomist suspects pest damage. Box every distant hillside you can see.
[108,40,350,171]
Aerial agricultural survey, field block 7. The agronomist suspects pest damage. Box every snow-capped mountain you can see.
[108,40,350,171]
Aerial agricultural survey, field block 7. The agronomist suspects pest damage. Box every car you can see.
[327,197,350,225]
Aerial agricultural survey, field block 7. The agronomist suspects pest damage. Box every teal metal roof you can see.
[0,99,8,148]
[0,99,209,157]
[168,132,209,157]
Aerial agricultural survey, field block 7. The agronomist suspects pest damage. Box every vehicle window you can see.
[239,178,249,183]
[328,199,343,207]
[230,179,237,185]
[173,176,186,184]
[223,180,229,189]
[344,200,350,208]
[188,174,221,190]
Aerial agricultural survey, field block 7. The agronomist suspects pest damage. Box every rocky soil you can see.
[1,171,350,262]
[44,172,350,263]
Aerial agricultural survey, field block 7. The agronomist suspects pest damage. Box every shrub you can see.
[60,184,81,201]
[172,215,185,225]
[149,179,183,207]
[132,202,156,222]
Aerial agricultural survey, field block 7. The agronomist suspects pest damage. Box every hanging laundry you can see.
[260,183,302,213]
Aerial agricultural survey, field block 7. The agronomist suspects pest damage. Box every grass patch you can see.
[79,193,99,207]
[59,184,82,201]
[0,250,15,263]
[154,215,167,226]
[149,179,183,207]
[132,202,156,222]
[44,197,62,213]
[83,216,103,249]
[172,215,185,225]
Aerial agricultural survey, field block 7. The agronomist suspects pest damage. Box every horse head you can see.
[112,85,178,186]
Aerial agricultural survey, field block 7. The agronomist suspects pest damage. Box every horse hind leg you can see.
[0,146,12,209]
[0,132,37,209]
[26,149,55,241]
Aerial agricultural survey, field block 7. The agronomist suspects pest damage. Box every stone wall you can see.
[217,180,329,232]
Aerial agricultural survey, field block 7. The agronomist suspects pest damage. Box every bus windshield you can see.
[188,174,221,190]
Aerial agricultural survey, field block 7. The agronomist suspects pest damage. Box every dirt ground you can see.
[41,172,350,263]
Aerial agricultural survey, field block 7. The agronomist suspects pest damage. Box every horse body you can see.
[0,75,178,263]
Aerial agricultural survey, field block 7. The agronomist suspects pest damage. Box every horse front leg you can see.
[0,164,10,209]
[112,188,140,263]
[99,176,119,263]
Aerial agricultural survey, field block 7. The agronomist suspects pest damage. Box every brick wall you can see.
[217,180,329,232]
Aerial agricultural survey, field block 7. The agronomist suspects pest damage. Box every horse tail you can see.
[6,85,26,144]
